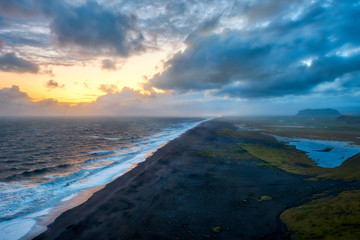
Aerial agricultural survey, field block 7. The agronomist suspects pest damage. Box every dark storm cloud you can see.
[0,0,145,57]
[0,52,39,73]
[151,33,272,91]
[1,0,359,100]
[37,0,144,57]
[150,0,360,98]
[0,0,323,60]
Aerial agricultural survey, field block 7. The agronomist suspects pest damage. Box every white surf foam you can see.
[0,118,210,240]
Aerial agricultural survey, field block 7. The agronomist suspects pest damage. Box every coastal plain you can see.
[36,118,360,240]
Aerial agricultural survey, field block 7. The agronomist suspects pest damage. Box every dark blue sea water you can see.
[0,117,206,240]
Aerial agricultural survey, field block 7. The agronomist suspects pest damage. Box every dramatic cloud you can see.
[0,85,224,116]
[0,85,29,103]
[101,59,117,71]
[0,0,359,116]
[39,1,144,56]
[0,0,144,58]
[0,52,39,73]
[0,85,62,116]
[150,1,360,99]
[46,79,64,89]
[0,0,312,61]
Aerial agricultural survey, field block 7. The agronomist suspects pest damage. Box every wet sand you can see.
[35,120,354,240]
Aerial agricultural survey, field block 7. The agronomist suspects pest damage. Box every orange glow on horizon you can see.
[0,49,169,103]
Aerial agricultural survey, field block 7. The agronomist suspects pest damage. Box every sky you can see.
[0,0,359,116]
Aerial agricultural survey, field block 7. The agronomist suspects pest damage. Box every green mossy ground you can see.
[213,124,360,240]
[258,195,272,201]
[280,190,360,240]
[218,128,360,181]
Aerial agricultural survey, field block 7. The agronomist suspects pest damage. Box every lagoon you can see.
[273,136,360,168]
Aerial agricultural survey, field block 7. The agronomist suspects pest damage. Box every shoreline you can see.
[24,142,163,240]
[21,185,104,240]
[34,123,206,239]
[2,119,209,240]
[34,119,358,239]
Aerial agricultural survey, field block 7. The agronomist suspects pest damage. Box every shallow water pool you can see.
[273,136,360,168]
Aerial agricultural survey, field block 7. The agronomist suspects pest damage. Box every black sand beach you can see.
[35,119,358,240]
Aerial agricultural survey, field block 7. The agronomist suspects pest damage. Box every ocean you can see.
[0,117,206,240]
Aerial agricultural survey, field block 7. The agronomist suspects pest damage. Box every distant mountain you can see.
[334,115,360,124]
[296,108,341,117]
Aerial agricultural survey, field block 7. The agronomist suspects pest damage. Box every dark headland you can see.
[35,118,360,240]
[335,115,360,124]
[295,108,341,117]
